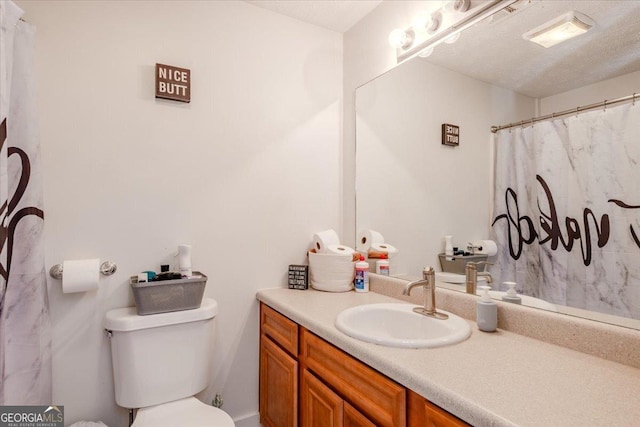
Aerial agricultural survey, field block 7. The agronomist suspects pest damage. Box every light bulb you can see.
[427,12,442,34]
[388,28,414,49]
[444,0,470,13]
[412,11,431,33]
[444,32,461,44]
[418,47,434,58]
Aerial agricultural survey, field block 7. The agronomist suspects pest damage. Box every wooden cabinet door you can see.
[344,402,376,427]
[300,328,406,427]
[408,390,469,427]
[260,335,298,427]
[300,369,344,427]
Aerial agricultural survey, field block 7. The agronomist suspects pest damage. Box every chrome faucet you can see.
[465,261,493,294]
[402,267,449,320]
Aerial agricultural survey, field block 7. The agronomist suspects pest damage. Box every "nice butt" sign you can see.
[155,63,191,103]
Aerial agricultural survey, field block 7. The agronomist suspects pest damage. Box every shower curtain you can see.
[490,102,640,320]
[0,1,51,404]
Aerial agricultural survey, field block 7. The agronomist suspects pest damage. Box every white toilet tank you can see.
[105,298,218,409]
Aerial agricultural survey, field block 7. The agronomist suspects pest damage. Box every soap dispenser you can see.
[477,285,497,332]
[501,281,522,304]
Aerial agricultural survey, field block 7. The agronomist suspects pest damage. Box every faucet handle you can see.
[466,261,493,274]
[422,266,435,279]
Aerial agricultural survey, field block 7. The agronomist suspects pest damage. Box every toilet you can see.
[104,298,234,427]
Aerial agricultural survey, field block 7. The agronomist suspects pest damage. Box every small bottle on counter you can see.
[354,255,369,293]
[375,259,389,276]
[477,285,497,332]
[501,281,522,304]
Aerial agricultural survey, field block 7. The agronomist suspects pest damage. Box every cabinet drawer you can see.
[300,328,406,427]
[408,390,469,427]
[261,303,299,356]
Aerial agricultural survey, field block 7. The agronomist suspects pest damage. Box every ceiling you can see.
[245,0,383,33]
[244,1,640,98]
[420,0,640,98]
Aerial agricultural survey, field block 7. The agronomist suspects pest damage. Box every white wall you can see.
[16,1,342,426]
[541,70,640,114]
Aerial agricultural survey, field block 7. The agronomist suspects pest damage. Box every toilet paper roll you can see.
[325,244,355,257]
[312,229,341,253]
[370,242,398,256]
[356,229,385,251]
[470,240,498,256]
[62,258,100,293]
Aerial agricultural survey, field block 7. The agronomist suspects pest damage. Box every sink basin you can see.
[335,303,471,349]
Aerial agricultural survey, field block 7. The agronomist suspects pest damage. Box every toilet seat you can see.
[132,396,234,427]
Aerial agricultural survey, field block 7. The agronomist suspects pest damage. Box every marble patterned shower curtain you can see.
[0,1,51,404]
[490,102,640,320]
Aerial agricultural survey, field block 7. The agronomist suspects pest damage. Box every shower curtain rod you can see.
[490,92,639,133]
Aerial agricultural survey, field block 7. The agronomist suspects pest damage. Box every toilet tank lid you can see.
[104,298,218,332]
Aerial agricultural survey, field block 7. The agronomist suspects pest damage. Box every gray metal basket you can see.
[438,254,488,275]
[130,272,207,316]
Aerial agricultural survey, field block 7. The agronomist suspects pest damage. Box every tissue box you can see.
[130,272,207,315]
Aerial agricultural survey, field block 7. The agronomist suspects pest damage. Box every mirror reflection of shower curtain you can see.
[490,102,640,320]
[0,1,51,404]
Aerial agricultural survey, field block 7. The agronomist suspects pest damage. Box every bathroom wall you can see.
[16,1,342,426]
[540,70,640,114]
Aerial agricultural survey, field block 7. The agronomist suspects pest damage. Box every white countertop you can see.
[257,287,640,427]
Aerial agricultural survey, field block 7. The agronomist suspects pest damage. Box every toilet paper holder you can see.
[49,261,117,280]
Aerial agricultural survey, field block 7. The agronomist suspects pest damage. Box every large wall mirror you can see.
[356,0,640,329]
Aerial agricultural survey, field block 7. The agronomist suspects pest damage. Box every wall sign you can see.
[155,63,190,103]
[442,123,460,146]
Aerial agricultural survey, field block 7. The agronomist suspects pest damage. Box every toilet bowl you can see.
[132,397,233,427]
[105,299,234,426]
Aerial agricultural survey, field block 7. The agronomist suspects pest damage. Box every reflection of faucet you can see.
[465,261,493,294]
[402,267,449,320]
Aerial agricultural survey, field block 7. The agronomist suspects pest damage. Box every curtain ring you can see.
[575,106,579,117]
[604,99,607,111]
[633,93,636,106]
[530,118,534,128]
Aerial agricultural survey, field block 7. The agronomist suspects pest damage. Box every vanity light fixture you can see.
[412,11,441,35]
[395,0,519,63]
[444,0,471,13]
[418,47,434,58]
[444,32,461,44]
[388,28,415,49]
[523,11,594,48]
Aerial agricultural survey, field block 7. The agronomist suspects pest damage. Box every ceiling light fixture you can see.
[523,11,594,48]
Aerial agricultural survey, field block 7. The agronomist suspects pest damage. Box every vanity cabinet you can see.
[300,327,405,427]
[300,369,376,427]
[260,304,299,427]
[259,302,468,427]
[408,390,470,427]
